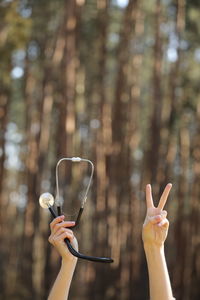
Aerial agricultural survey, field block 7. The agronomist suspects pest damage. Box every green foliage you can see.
[0,1,32,86]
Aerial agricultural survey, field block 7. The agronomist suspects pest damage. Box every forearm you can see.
[48,258,77,300]
[144,244,174,300]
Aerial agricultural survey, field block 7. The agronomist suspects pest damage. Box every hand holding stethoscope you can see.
[39,157,113,263]
[48,215,78,262]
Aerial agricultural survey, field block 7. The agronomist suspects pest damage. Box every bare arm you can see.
[48,216,78,300]
[142,184,175,300]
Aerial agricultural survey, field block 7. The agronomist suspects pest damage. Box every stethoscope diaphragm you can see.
[39,192,54,209]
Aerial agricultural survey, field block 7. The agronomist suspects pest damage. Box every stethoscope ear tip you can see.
[39,192,55,209]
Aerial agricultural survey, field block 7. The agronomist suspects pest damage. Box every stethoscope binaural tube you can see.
[55,157,94,215]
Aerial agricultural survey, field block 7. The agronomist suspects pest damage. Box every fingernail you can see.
[158,220,164,226]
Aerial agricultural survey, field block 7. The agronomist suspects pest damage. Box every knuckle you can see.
[54,239,59,246]
[54,236,59,242]
[65,232,72,240]
[48,236,54,244]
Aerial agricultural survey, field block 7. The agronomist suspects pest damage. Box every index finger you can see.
[145,184,154,208]
[157,183,172,210]
[50,217,75,231]
[50,216,65,227]
[50,215,65,230]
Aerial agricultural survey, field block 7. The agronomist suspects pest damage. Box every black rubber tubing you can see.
[48,207,114,263]
[65,239,113,263]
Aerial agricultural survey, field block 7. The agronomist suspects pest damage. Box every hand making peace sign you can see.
[142,183,172,247]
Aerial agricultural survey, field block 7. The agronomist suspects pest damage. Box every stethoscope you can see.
[39,157,113,263]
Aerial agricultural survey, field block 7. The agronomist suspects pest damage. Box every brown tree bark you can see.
[0,89,10,295]
[110,1,140,299]
[55,0,79,159]
[145,0,163,186]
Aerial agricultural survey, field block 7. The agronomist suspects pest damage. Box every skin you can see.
[48,183,175,300]
[47,216,78,300]
[142,183,175,300]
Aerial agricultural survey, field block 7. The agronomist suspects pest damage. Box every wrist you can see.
[143,242,164,254]
[61,256,78,268]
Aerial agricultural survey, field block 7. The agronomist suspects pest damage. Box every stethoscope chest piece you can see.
[39,193,54,209]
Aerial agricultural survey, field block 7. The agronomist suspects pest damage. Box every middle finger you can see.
[157,183,172,210]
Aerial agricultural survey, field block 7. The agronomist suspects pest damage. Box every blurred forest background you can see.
[0,0,200,299]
